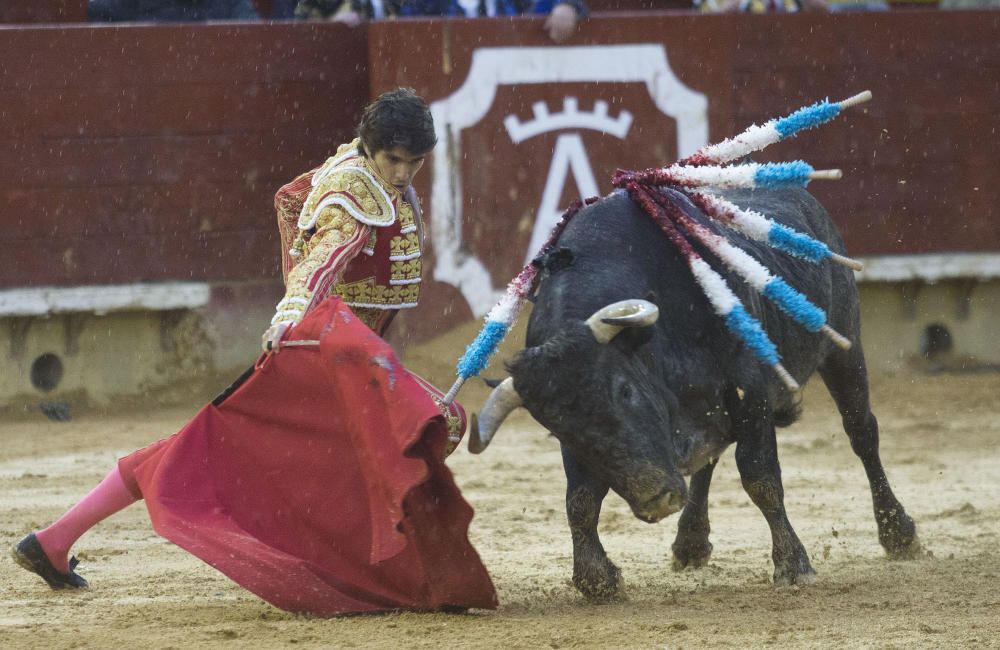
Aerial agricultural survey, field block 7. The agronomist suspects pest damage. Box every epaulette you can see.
[298,143,398,230]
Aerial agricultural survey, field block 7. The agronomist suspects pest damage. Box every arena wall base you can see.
[0,281,282,418]
[1,276,996,415]
[858,279,1000,374]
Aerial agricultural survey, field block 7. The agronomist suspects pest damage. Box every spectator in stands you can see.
[825,0,888,10]
[293,0,586,43]
[87,0,260,21]
[270,0,300,16]
[695,0,827,10]
[939,0,1000,6]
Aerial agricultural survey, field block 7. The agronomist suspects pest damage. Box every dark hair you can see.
[357,88,436,158]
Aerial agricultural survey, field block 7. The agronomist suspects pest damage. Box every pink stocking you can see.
[35,465,139,573]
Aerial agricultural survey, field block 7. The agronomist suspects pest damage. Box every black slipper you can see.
[11,533,88,589]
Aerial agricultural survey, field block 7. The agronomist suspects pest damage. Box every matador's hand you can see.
[262,322,294,353]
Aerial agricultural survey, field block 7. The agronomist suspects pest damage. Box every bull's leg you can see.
[562,446,622,602]
[671,459,717,570]
[819,347,919,558]
[732,394,815,585]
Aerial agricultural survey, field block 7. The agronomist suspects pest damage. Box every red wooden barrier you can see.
[0,23,367,288]
[0,2,87,23]
[1,12,995,327]
[367,11,999,339]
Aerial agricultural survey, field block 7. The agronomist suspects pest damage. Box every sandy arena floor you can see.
[2,347,999,649]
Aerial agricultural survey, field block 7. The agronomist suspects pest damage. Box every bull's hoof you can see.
[671,539,713,570]
[885,533,922,560]
[573,560,623,603]
[772,556,816,586]
[773,567,817,587]
[879,512,920,559]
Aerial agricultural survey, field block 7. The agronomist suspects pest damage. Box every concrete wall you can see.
[4,275,996,415]
[0,281,281,414]
[859,280,1000,373]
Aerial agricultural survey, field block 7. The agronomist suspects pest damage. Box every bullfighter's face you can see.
[369,146,427,193]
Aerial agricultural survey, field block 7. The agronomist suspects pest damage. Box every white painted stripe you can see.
[430,44,709,319]
[389,278,422,285]
[505,97,634,143]
[0,282,210,317]
[854,253,1000,283]
[389,252,422,261]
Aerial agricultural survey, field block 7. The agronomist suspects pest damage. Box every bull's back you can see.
[529,187,858,391]
[713,188,861,387]
[528,191,709,337]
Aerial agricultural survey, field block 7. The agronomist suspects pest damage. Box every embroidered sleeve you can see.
[271,206,372,327]
[275,168,318,282]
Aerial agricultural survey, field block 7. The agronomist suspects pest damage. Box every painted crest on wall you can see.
[429,44,708,317]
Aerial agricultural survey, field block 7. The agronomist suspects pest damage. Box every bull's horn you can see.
[585,299,660,343]
[468,377,522,454]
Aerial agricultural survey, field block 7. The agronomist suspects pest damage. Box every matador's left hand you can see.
[262,322,294,353]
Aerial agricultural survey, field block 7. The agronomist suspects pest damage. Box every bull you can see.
[471,186,919,601]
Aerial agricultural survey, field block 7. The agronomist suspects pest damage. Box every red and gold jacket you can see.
[272,140,422,336]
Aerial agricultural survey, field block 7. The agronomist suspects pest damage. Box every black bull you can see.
[470,187,920,601]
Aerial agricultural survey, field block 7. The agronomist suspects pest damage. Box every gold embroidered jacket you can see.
[272,140,422,334]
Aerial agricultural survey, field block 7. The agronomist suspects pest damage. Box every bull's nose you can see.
[633,490,685,523]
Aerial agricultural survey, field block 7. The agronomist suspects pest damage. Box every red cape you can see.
[124,298,497,616]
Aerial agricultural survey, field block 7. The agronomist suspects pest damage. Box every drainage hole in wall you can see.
[30,353,64,393]
[920,323,953,359]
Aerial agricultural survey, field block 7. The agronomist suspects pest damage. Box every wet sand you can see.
[2,346,998,648]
